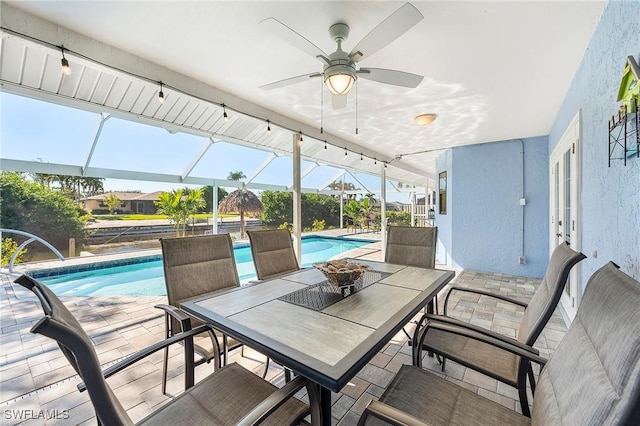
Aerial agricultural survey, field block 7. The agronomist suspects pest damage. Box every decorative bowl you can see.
[313,260,370,287]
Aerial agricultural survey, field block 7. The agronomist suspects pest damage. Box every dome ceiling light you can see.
[414,113,438,126]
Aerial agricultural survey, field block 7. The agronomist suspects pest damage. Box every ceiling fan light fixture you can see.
[326,73,355,95]
[414,113,438,126]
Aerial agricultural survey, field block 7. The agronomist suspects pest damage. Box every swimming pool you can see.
[35,236,373,297]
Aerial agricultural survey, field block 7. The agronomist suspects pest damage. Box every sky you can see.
[0,92,413,202]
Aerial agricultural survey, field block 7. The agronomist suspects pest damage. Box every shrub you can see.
[261,191,340,228]
[311,219,325,231]
[1,237,27,266]
[0,172,88,247]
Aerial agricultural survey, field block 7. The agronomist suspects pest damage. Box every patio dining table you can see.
[181,259,455,426]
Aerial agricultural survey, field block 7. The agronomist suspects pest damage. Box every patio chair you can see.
[359,262,640,425]
[247,228,299,380]
[412,241,585,416]
[385,225,437,269]
[385,225,438,339]
[16,274,316,426]
[247,229,300,280]
[158,234,246,394]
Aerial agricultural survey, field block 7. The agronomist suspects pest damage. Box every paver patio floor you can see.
[0,230,566,425]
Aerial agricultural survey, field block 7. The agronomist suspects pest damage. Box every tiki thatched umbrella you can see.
[218,188,263,238]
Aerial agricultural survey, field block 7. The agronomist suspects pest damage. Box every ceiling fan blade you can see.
[260,73,322,90]
[358,68,423,88]
[260,18,327,59]
[331,93,348,110]
[349,3,423,62]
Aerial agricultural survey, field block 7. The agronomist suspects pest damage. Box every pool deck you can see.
[0,228,567,425]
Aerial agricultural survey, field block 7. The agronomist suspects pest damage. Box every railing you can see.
[0,229,65,273]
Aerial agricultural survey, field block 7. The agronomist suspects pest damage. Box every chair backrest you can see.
[161,234,240,308]
[385,226,437,269]
[531,262,640,425]
[16,274,134,426]
[247,229,299,280]
[517,242,586,346]
[161,234,240,333]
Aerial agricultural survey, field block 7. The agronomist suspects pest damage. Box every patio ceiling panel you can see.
[21,47,46,88]
[75,67,100,101]
[0,36,24,81]
[174,99,200,127]
[181,102,209,128]
[89,72,114,105]
[117,81,145,112]
[0,20,428,190]
[130,85,157,116]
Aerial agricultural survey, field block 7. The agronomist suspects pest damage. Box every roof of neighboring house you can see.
[85,191,164,201]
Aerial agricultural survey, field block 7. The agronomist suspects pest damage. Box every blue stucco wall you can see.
[436,138,549,277]
[549,0,640,288]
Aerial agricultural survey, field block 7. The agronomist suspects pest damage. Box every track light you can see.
[344,147,347,156]
[158,82,165,103]
[222,104,228,122]
[299,132,303,142]
[60,47,71,75]
[384,162,388,169]
[374,158,377,165]
[324,140,327,150]
[360,153,363,161]
[266,120,271,134]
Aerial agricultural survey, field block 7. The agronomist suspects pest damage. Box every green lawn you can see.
[93,213,239,221]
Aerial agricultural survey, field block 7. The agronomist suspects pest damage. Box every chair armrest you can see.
[443,286,528,315]
[359,400,430,426]
[237,375,310,426]
[417,321,547,368]
[421,314,539,355]
[77,324,210,392]
[155,303,191,321]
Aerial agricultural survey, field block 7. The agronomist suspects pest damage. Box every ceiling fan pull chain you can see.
[355,78,359,135]
[320,76,324,134]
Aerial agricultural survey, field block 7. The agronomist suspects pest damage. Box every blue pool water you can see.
[36,236,372,297]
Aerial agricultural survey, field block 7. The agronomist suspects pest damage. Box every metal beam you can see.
[212,184,218,234]
[381,164,387,259]
[82,113,110,175]
[347,170,372,195]
[0,158,318,193]
[288,162,318,189]
[180,137,215,181]
[292,134,302,262]
[318,170,346,192]
[245,152,277,184]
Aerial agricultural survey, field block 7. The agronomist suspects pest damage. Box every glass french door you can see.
[550,112,581,321]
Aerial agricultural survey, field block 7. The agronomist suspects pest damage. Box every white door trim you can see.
[550,110,582,322]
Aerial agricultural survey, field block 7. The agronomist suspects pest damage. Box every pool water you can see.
[38,236,372,297]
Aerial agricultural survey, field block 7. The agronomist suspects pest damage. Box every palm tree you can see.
[227,171,246,181]
[82,177,105,197]
[155,188,205,237]
[326,181,358,200]
[183,188,206,235]
[218,188,263,239]
[155,190,184,237]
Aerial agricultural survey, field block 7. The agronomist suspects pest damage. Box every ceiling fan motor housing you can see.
[324,23,357,95]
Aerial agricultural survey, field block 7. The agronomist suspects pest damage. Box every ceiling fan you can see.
[259,2,424,109]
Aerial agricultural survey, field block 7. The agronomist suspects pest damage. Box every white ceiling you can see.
[1,1,606,183]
